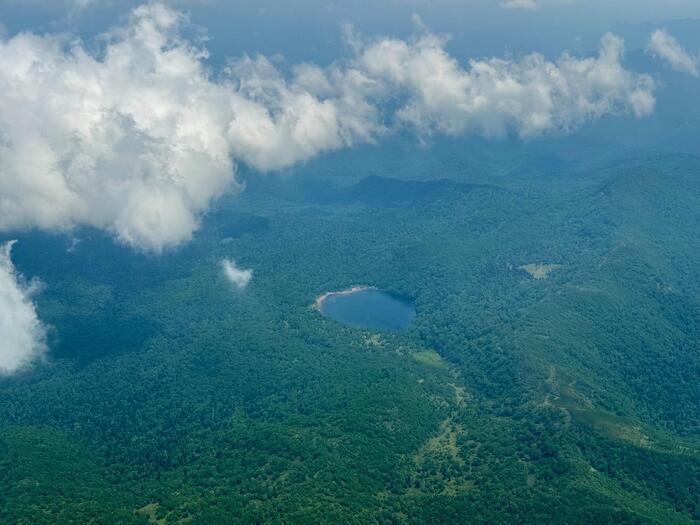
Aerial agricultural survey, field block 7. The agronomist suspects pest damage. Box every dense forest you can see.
[1,147,699,524]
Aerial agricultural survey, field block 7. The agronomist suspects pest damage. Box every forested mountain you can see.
[1,152,698,524]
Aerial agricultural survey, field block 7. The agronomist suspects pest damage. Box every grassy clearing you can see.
[412,350,447,368]
[519,263,562,280]
[136,503,167,525]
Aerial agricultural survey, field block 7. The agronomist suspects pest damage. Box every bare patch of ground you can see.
[519,263,561,280]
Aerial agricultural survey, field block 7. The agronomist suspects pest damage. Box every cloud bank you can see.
[647,29,699,76]
[0,4,375,252]
[347,31,654,138]
[0,241,47,374]
[0,3,655,252]
[221,259,253,289]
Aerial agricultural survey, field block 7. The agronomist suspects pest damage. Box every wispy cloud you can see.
[500,0,539,10]
[0,241,47,374]
[647,29,699,76]
[221,259,253,289]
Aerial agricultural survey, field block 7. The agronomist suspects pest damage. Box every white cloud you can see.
[221,259,252,289]
[0,5,235,252]
[0,240,47,374]
[0,3,654,253]
[500,0,539,9]
[225,55,379,172]
[0,4,375,252]
[345,31,654,138]
[647,29,699,77]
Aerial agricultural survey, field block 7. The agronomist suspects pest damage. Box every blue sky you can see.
[3,0,700,62]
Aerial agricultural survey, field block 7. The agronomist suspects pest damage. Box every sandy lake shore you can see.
[313,285,376,310]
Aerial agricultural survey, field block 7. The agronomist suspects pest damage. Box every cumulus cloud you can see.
[221,259,253,289]
[0,241,47,374]
[500,0,539,9]
[346,31,654,138]
[647,29,699,76]
[0,3,654,252]
[0,5,235,252]
[0,4,374,252]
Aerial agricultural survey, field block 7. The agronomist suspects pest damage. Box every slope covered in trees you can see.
[1,152,699,523]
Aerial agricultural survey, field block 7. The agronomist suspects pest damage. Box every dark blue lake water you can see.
[319,289,415,331]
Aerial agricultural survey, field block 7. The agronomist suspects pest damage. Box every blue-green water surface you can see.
[319,289,415,331]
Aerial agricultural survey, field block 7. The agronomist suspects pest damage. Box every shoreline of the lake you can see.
[313,285,377,311]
